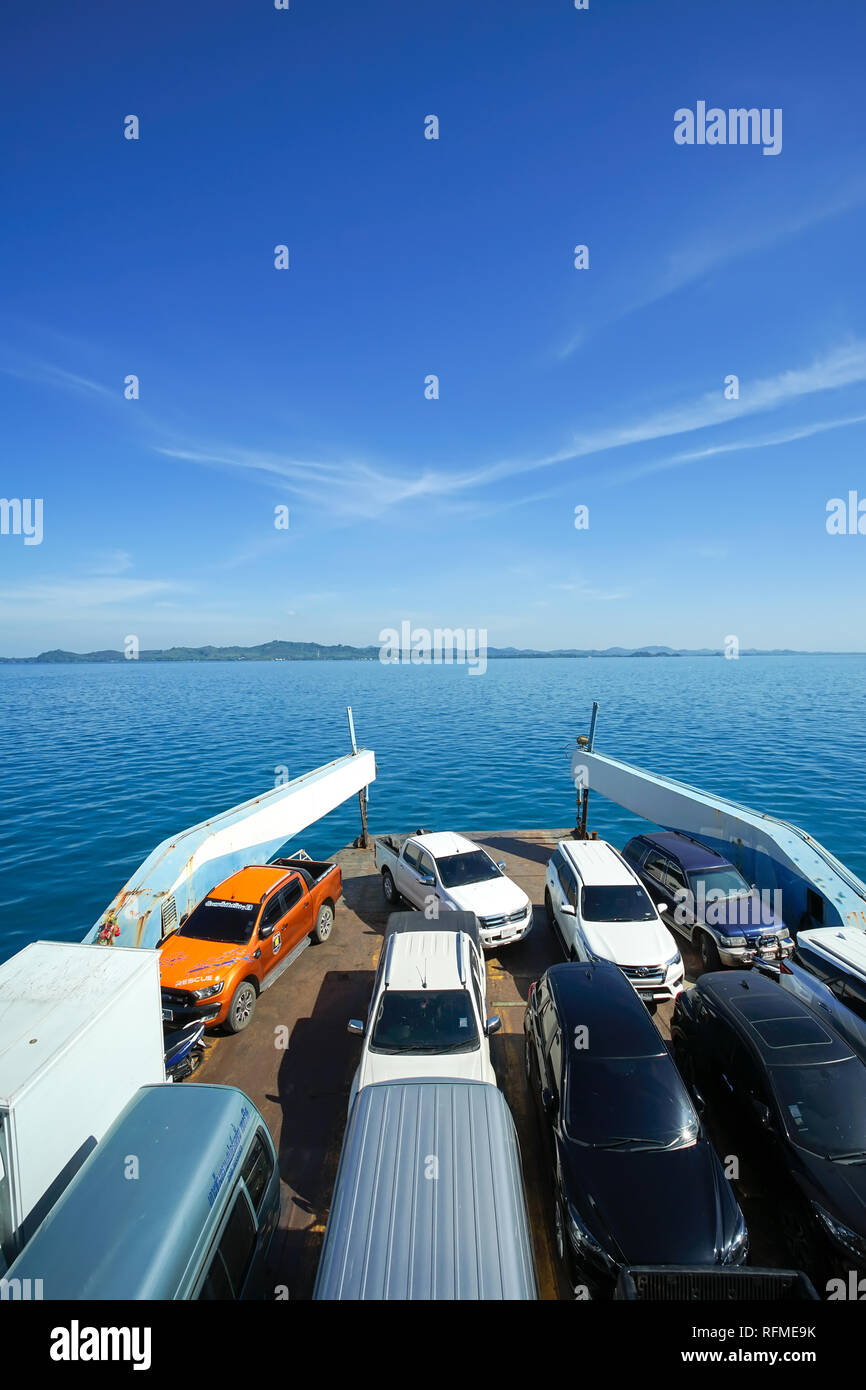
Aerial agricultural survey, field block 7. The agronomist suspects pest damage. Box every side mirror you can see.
[691,1085,706,1115]
[419,874,435,887]
[657,902,668,912]
[541,1087,558,1115]
[347,1019,364,1035]
[497,860,507,871]
[560,903,576,917]
[259,923,274,939]
[485,1015,502,1036]
[751,1098,772,1129]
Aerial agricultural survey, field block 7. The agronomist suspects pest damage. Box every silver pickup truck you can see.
[373,830,533,949]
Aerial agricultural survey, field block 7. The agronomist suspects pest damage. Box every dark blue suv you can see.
[622,831,793,972]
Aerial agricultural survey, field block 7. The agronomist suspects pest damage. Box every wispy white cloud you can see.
[609,410,866,484]
[557,179,866,359]
[0,578,178,608]
[87,549,134,576]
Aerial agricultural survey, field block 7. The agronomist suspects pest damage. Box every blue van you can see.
[6,1083,280,1299]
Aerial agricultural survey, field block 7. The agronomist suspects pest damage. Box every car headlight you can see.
[192,980,224,1000]
[813,1203,866,1261]
[722,1211,749,1264]
[566,1203,615,1268]
[665,951,683,971]
[720,934,747,948]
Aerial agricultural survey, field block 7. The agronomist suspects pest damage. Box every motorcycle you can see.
[164,1020,209,1082]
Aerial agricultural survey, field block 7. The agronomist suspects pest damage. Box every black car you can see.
[752,955,866,1066]
[672,970,866,1283]
[523,961,748,1295]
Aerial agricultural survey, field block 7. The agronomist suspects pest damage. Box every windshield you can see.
[566,1056,699,1151]
[437,851,501,889]
[177,899,258,945]
[689,866,751,897]
[581,885,655,922]
[370,989,479,1053]
[770,1059,866,1159]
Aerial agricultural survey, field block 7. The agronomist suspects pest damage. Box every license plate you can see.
[162,1008,173,1021]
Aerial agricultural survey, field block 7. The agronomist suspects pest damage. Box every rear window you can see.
[199,1192,256,1299]
[370,989,479,1053]
[179,899,258,944]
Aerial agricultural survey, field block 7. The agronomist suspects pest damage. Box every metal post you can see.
[587,700,600,752]
[357,785,370,849]
[346,705,358,755]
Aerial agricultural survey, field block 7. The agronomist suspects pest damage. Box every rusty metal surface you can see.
[197,826,789,1300]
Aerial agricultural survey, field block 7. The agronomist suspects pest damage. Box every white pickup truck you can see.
[374,831,533,949]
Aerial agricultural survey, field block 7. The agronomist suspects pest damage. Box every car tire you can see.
[544,889,555,928]
[313,902,334,943]
[699,931,722,972]
[225,980,257,1034]
[382,869,399,905]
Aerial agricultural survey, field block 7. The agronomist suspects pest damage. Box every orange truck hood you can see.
[159,935,257,991]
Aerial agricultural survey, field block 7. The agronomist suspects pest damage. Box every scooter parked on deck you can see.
[164,1020,209,1082]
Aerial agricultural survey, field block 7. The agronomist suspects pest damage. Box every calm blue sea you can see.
[1,655,864,963]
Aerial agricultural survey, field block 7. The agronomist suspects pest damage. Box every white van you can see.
[544,839,684,1008]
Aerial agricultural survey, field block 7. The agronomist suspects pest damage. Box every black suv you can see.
[523,961,747,1295]
[672,970,866,1284]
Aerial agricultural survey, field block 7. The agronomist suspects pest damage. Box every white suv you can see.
[346,912,500,1112]
[544,838,684,1008]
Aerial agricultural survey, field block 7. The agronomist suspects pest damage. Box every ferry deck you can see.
[199,826,788,1299]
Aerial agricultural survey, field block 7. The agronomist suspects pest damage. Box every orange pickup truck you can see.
[159,856,342,1034]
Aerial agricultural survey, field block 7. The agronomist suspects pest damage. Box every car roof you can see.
[7,1084,268,1298]
[559,838,638,887]
[631,831,730,872]
[412,831,480,858]
[313,1081,537,1300]
[798,926,866,977]
[386,930,473,991]
[386,910,482,952]
[698,971,855,1066]
[208,864,292,903]
[545,962,666,1058]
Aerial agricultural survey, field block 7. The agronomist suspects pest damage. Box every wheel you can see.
[544,889,555,928]
[314,903,334,943]
[225,980,257,1034]
[382,869,398,905]
[699,931,722,972]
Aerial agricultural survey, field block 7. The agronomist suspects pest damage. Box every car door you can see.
[395,840,424,905]
[255,892,286,981]
[416,849,439,907]
[539,1007,564,1166]
[551,856,579,955]
[663,858,691,930]
[276,877,313,953]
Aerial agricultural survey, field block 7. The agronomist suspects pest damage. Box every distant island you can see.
[0,640,838,664]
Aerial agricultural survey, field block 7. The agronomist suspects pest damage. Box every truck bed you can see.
[271,855,338,889]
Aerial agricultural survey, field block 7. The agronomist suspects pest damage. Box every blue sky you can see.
[2,0,865,655]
